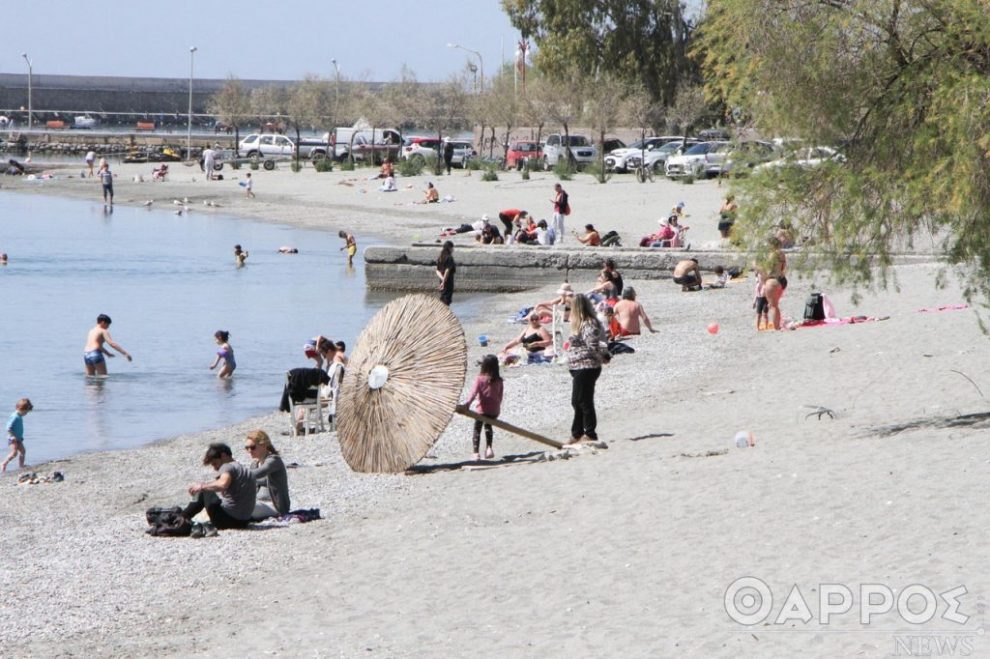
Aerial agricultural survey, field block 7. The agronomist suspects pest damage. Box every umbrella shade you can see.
[337,294,467,473]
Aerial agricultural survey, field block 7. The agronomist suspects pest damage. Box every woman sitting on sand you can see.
[531,282,574,321]
[245,430,290,520]
[500,314,553,364]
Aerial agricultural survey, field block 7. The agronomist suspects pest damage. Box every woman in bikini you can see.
[500,314,552,363]
[761,237,788,330]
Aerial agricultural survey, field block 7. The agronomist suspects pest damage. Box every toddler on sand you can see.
[2,398,33,473]
[463,355,504,462]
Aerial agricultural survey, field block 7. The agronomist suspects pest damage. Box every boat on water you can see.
[73,114,98,129]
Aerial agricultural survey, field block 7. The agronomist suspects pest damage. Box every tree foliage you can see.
[502,0,697,108]
[699,0,990,301]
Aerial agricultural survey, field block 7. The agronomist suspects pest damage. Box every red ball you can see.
[707,322,720,335]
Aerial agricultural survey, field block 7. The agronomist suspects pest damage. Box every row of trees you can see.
[207,63,713,178]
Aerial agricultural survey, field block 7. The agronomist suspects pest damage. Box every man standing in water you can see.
[84,314,132,375]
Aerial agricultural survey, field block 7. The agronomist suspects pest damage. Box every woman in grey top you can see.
[245,430,290,519]
[565,294,610,443]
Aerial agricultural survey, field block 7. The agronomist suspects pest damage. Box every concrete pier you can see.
[364,244,746,292]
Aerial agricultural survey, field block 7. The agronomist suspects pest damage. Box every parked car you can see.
[665,141,728,178]
[601,138,626,157]
[605,135,685,172]
[705,141,776,177]
[505,140,543,169]
[401,136,443,163]
[238,133,295,158]
[327,127,401,161]
[542,134,598,168]
[623,139,700,174]
[755,146,845,172]
[448,140,476,168]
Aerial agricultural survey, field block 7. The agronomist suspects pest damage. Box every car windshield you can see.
[564,136,589,146]
[684,142,715,155]
[658,141,686,153]
[513,143,538,152]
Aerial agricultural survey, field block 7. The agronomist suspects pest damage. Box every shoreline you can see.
[2,162,988,658]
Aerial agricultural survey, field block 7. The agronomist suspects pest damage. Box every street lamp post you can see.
[21,53,32,133]
[447,43,484,92]
[187,46,197,161]
[331,58,341,118]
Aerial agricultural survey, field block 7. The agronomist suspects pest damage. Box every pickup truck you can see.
[295,128,402,162]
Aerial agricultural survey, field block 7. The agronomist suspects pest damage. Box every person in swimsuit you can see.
[761,237,788,330]
[234,244,248,267]
[338,231,357,267]
[672,258,703,291]
[84,314,132,375]
[717,194,738,239]
[209,330,236,378]
[500,314,552,363]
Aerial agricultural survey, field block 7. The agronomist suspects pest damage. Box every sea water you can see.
[0,191,458,464]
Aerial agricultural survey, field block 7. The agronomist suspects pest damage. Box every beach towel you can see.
[508,306,535,324]
[795,316,888,329]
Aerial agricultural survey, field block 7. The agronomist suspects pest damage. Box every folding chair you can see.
[287,372,325,436]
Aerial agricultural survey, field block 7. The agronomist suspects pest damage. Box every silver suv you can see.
[542,134,598,168]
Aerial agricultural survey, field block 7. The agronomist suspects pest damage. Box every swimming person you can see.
[83,314,133,376]
[233,244,248,267]
[208,330,236,378]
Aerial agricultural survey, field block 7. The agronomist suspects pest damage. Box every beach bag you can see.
[145,507,192,537]
[607,341,635,355]
[803,292,826,321]
[600,230,621,247]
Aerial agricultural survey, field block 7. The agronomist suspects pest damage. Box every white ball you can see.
[733,431,753,448]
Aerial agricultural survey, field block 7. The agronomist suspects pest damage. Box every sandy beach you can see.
[1,160,988,658]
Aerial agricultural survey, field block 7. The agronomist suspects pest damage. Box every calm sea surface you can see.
[0,191,465,464]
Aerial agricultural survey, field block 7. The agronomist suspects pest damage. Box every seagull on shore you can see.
[142,200,153,207]
[172,199,183,206]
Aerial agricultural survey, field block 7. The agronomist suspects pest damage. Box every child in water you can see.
[338,231,357,267]
[463,355,504,461]
[2,398,33,473]
[233,244,248,266]
[209,330,236,378]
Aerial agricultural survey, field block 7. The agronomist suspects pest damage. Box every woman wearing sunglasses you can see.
[244,430,291,520]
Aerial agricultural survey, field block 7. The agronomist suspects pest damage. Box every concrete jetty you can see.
[364,244,746,292]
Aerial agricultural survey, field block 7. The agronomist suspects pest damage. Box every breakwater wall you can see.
[364,245,745,292]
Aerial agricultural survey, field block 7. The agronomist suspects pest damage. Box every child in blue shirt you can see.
[3,398,33,473]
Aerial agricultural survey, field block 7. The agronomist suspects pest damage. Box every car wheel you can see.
[263,159,276,171]
[310,151,326,162]
[411,154,424,165]
[247,150,259,158]
[212,162,223,171]
[652,160,664,174]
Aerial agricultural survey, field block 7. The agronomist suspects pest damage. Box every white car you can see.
[755,146,845,171]
[604,135,687,172]
[623,139,700,174]
[705,141,776,177]
[542,134,598,168]
[238,134,295,158]
[664,141,727,178]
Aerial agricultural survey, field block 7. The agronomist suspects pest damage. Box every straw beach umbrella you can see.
[336,294,467,473]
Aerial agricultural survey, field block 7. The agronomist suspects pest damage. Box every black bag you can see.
[804,292,825,321]
[600,230,621,247]
[607,340,635,355]
[146,506,192,537]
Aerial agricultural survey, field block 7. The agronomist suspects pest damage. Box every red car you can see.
[506,140,543,170]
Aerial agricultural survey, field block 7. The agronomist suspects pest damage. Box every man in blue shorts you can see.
[84,314,132,375]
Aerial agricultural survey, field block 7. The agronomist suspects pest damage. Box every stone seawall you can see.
[364,245,746,292]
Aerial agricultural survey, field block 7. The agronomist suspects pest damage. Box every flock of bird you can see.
[139,197,222,215]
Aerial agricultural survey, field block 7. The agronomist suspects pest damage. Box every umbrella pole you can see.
[455,405,564,450]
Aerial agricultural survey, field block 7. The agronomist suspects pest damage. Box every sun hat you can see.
[481,214,490,222]
[676,201,686,209]
[556,282,574,296]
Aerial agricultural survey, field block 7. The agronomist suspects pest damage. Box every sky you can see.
[2,0,523,83]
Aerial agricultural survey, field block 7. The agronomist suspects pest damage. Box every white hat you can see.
[481,214,490,222]
[676,201,686,209]
[556,282,574,296]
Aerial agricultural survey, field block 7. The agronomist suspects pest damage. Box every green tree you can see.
[207,77,250,146]
[699,0,990,301]
[419,78,471,175]
[581,71,627,182]
[286,76,333,167]
[502,0,697,109]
